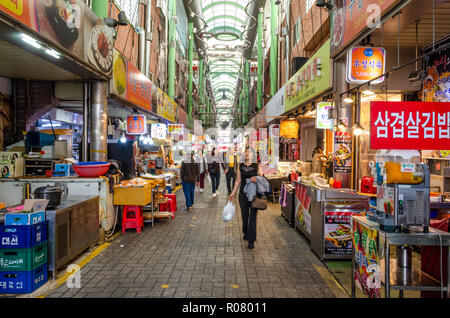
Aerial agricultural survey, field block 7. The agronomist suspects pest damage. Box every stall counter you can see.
[293,181,370,260]
[0,177,114,232]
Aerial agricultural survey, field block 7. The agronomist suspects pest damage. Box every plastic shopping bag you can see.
[207,174,211,184]
[222,201,235,222]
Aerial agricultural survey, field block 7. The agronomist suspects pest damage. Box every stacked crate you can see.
[0,211,48,294]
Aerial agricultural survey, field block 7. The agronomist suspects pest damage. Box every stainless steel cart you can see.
[352,216,450,298]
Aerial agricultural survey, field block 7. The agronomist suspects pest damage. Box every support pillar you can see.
[198,60,204,122]
[257,8,263,111]
[270,0,278,96]
[82,82,90,162]
[92,0,108,18]
[168,0,177,99]
[187,21,194,121]
[90,81,108,162]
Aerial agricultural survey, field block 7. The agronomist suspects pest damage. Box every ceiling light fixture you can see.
[21,34,41,49]
[362,89,375,96]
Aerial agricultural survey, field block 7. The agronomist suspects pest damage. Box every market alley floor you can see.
[46,183,346,298]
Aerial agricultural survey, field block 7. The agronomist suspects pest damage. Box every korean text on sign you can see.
[370,101,450,150]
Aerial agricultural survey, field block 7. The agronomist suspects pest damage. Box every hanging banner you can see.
[194,120,203,136]
[151,123,166,140]
[126,115,147,135]
[316,102,335,129]
[370,101,450,150]
[423,41,450,103]
[285,39,332,112]
[167,124,184,135]
[330,0,400,57]
[346,47,386,84]
[353,219,381,298]
[334,131,352,173]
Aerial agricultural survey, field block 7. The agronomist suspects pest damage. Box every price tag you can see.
[400,163,415,173]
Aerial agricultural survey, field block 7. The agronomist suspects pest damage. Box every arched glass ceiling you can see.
[200,0,250,114]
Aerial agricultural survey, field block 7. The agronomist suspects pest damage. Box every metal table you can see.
[351,216,450,298]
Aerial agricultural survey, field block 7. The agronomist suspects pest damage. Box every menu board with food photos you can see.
[334,131,352,173]
[324,211,354,256]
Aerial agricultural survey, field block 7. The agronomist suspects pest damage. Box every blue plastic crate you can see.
[0,263,47,294]
[0,221,47,249]
[5,211,45,226]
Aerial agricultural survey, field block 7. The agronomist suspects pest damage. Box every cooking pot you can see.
[34,185,63,209]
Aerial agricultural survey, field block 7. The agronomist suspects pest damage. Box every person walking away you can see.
[229,147,263,249]
[223,147,237,195]
[207,147,221,197]
[180,151,199,212]
[197,150,207,193]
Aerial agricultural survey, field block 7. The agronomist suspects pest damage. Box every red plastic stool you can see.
[163,194,177,212]
[122,205,143,233]
[159,199,176,219]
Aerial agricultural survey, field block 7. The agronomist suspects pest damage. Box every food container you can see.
[34,186,63,209]
[72,162,111,177]
[384,150,423,184]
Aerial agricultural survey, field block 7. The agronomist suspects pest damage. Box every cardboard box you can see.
[0,158,23,178]
[0,151,22,164]
[23,199,48,212]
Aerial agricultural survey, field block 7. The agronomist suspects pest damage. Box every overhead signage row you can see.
[285,39,332,112]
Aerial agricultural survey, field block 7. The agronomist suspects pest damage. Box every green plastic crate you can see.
[0,241,47,271]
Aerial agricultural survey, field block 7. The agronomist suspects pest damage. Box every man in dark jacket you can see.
[180,151,200,211]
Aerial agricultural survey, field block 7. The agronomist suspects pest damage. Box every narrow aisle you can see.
[48,182,341,298]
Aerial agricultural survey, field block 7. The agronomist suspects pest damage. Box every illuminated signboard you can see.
[346,47,386,84]
[126,115,147,135]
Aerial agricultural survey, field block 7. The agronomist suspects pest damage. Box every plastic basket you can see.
[0,263,47,294]
[0,222,47,249]
[0,241,47,271]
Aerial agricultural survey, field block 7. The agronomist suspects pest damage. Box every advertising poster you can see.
[1,1,114,75]
[324,211,354,256]
[334,131,352,173]
[330,0,400,56]
[353,220,381,298]
[295,183,312,235]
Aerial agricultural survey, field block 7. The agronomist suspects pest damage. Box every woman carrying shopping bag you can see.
[207,147,221,197]
[229,147,263,249]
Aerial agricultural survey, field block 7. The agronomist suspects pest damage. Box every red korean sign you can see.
[370,101,450,149]
[126,62,152,111]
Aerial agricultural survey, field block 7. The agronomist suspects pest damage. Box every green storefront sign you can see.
[285,39,332,112]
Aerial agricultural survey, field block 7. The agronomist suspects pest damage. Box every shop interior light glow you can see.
[352,123,364,136]
[21,34,41,49]
[343,97,354,103]
[120,134,126,143]
[139,135,145,141]
[337,119,347,131]
[362,90,375,96]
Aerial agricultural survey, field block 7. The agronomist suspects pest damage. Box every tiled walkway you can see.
[48,182,341,298]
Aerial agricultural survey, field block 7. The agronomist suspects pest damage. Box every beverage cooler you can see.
[294,182,369,261]
[280,182,295,227]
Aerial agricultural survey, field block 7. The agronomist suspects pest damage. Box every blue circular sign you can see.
[364,48,374,57]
